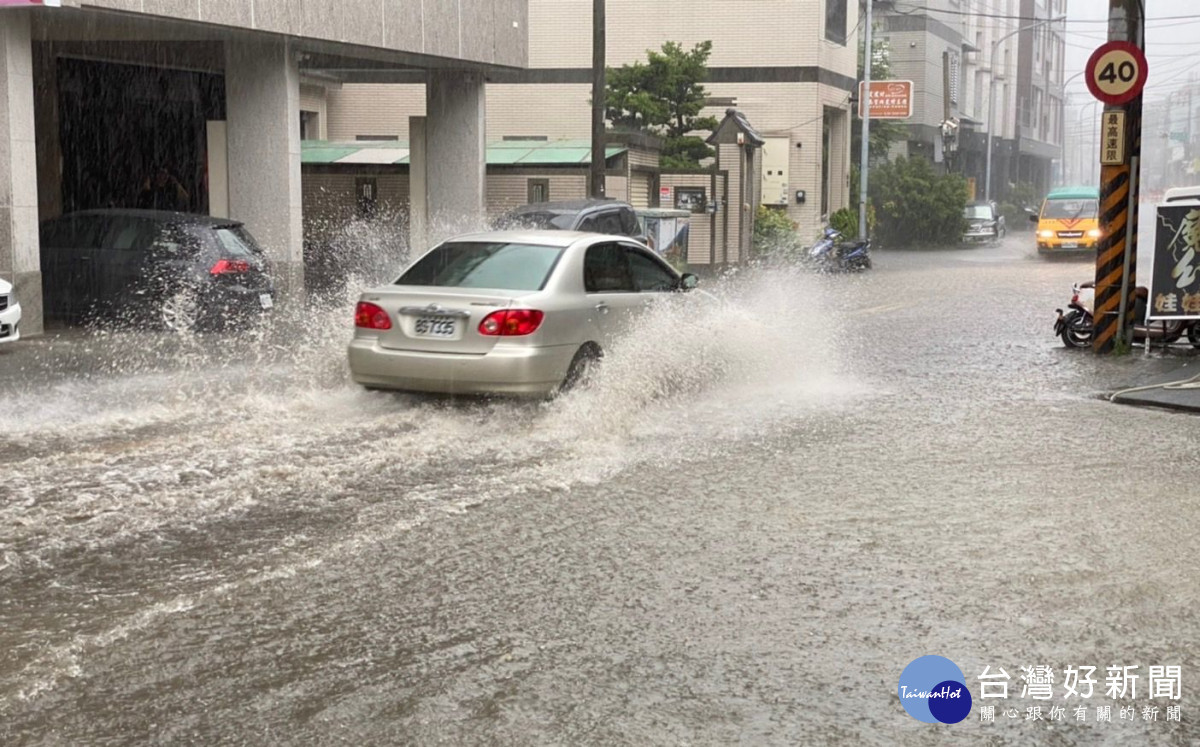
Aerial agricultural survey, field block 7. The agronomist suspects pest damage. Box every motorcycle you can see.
[1054,281,1200,348]
[807,227,872,273]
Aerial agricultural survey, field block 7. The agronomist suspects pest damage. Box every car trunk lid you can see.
[362,286,531,355]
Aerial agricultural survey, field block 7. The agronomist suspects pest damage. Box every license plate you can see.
[259,293,274,309]
[414,316,457,338]
[1062,243,1079,249]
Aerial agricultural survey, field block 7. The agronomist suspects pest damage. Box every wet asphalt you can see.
[1,235,1198,746]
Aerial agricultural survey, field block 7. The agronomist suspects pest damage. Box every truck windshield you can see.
[1043,199,1097,220]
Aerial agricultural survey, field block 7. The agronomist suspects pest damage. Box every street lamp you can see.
[984,14,1067,201]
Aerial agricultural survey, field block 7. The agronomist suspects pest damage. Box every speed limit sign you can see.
[1086,41,1148,106]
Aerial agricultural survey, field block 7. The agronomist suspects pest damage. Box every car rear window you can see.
[496,211,577,230]
[397,242,564,291]
[211,225,259,257]
[1043,199,1097,220]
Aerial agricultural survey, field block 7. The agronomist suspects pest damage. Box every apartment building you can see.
[310,0,860,247]
[878,0,1063,200]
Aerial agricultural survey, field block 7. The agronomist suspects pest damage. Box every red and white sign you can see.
[659,186,671,200]
[858,80,914,119]
[1086,41,1148,106]
[0,1,62,5]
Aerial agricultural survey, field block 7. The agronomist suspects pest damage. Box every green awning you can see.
[301,139,626,166]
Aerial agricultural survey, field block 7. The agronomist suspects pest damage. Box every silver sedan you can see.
[348,230,699,396]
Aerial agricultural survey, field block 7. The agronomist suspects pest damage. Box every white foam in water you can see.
[1,245,855,568]
[0,220,863,703]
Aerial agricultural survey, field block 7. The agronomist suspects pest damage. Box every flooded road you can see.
[1,238,1198,745]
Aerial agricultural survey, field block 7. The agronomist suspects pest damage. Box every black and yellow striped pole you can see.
[1089,0,1146,354]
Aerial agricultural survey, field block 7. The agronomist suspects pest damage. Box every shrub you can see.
[870,157,968,247]
[753,206,802,258]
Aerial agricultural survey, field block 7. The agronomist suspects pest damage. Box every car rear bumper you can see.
[963,230,998,242]
[199,284,274,326]
[1038,241,1096,253]
[347,337,577,396]
[0,302,21,343]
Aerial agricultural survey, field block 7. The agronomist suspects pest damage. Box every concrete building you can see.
[878,0,1064,201]
[1011,0,1066,196]
[0,0,527,336]
[300,0,860,244]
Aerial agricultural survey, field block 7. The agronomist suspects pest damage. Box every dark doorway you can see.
[57,58,224,215]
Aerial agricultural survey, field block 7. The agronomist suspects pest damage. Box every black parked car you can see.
[962,201,1007,244]
[40,210,275,331]
[494,199,644,238]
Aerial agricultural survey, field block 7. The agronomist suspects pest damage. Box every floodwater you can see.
[1,237,1197,745]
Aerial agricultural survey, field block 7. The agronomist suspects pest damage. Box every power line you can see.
[888,3,1200,24]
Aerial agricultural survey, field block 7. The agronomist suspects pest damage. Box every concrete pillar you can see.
[408,115,428,255]
[225,39,303,297]
[0,11,42,336]
[425,70,486,239]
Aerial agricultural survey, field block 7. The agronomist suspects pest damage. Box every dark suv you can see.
[494,199,643,238]
[40,210,275,331]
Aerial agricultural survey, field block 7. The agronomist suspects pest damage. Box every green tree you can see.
[605,41,720,169]
[870,156,968,247]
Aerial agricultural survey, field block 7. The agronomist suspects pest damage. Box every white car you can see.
[348,230,699,397]
[0,276,21,344]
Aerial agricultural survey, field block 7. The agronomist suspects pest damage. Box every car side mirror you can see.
[1028,213,1039,223]
[679,273,699,291]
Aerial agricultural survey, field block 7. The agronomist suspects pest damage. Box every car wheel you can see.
[161,288,200,332]
[559,343,602,393]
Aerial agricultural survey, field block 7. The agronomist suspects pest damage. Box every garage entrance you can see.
[56,58,224,215]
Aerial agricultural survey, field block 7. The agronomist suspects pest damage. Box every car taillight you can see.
[355,301,392,330]
[478,309,544,336]
[210,259,251,275]
[1071,294,1079,304]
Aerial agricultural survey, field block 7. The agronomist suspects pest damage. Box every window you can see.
[583,243,633,292]
[674,187,707,213]
[101,218,155,252]
[527,179,550,203]
[212,225,260,258]
[397,242,564,291]
[355,135,399,141]
[619,207,640,236]
[624,247,678,292]
[825,0,847,45]
[579,211,625,235]
[300,110,320,140]
[356,177,378,218]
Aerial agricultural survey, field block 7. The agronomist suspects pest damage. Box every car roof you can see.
[47,209,243,227]
[1046,187,1099,200]
[506,199,632,215]
[442,229,607,247]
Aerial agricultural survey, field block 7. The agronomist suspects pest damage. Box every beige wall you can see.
[59,0,529,68]
[309,0,858,242]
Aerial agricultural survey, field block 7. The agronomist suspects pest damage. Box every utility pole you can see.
[858,0,872,240]
[589,0,606,198]
[1092,0,1144,354]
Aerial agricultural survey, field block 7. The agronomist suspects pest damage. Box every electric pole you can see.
[589,0,606,198]
[1092,0,1144,354]
[858,0,872,240]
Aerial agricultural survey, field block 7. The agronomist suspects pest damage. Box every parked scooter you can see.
[1054,281,1200,348]
[807,227,872,272]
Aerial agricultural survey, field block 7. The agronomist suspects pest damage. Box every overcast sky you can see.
[1064,0,1200,106]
